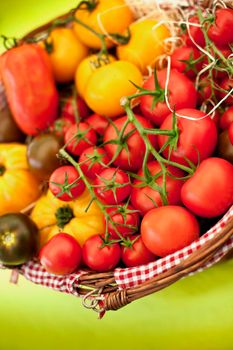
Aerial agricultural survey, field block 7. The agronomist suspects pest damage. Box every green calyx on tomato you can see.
[0,165,6,176]
[55,206,74,229]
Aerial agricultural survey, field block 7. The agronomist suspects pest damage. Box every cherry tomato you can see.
[93,168,131,205]
[218,77,233,106]
[131,161,184,216]
[86,113,110,135]
[49,166,85,202]
[141,206,200,257]
[62,95,90,122]
[82,234,121,272]
[50,118,73,139]
[171,46,203,78]
[208,9,233,47]
[103,115,157,171]
[220,106,233,130]
[106,204,140,239]
[229,123,233,145]
[197,77,212,105]
[65,122,97,156]
[181,157,233,218]
[185,16,205,47]
[79,146,110,180]
[140,69,197,126]
[39,233,82,275]
[121,235,156,267]
[217,129,233,163]
[158,109,218,166]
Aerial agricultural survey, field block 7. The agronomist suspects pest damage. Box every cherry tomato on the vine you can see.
[65,122,97,156]
[208,8,233,47]
[79,146,110,180]
[86,113,110,135]
[171,46,203,79]
[121,235,156,267]
[218,77,233,106]
[220,106,233,130]
[62,95,90,122]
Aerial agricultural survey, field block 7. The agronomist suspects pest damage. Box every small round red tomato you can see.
[220,106,233,130]
[49,165,85,201]
[86,113,109,135]
[79,146,110,180]
[121,235,156,267]
[131,161,184,216]
[141,206,200,257]
[158,109,218,166]
[185,16,205,47]
[104,115,157,171]
[181,157,233,218]
[140,69,197,126]
[82,235,121,272]
[94,168,131,205]
[218,77,233,106]
[197,77,212,106]
[106,204,140,239]
[62,95,90,122]
[208,8,233,47]
[65,122,97,156]
[39,233,82,275]
[171,46,203,78]
[50,117,73,138]
[229,123,233,145]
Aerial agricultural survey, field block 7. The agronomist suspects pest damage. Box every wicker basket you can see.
[1,0,233,316]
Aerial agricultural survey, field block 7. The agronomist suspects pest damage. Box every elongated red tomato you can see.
[208,8,233,47]
[0,44,59,135]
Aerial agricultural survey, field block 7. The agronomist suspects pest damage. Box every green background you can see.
[1,1,233,349]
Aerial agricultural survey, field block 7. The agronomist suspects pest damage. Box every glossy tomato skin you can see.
[82,235,121,272]
[218,77,233,106]
[86,113,109,135]
[107,205,140,239]
[220,106,233,130]
[208,9,233,47]
[50,118,73,139]
[103,115,157,171]
[185,16,205,47]
[131,161,184,216]
[158,109,218,166]
[62,95,90,122]
[39,233,82,275]
[79,146,110,180]
[93,168,131,205]
[229,123,233,145]
[49,166,85,201]
[0,104,25,143]
[140,69,197,126]
[65,122,97,156]
[181,157,233,218]
[141,206,200,257]
[171,46,203,79]
[121,235,156,267]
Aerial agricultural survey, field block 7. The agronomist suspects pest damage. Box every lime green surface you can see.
[1,2,233,349]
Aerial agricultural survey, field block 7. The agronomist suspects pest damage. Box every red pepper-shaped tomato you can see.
[0,44,59,135]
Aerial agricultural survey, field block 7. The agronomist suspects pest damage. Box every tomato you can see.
[208,9,233,47]
[220,106,233,130]
[50,118,73,139]
[218,77,233,106]
[121,235,156,267]
[131,161,184,216]
[86,113,109,135]
[82,234,121,272]
[185,16,205,47]
[106,204,140,239]
[39,233,82,275]
[64,122,97,156]
[27,133,64,181]
[79,146,110,180]
[158,109,218,166]
[181,157,233,218]
[141,206,200,257]
[117,19,170,74]
[62,95,90,122]
[49,166,85,202]
[103,115,157,171]
[0,44,58,135]
[0,213,39,266]
[0,104,25,143]
[217,129,233,163]
[73,0,134,49]
[93,168,131,205]
[197,77,212,106]
[229,123,233,145]
[75,54,116,98]
[171,46,203,78]
[84,60,143,117]
[45,27,88,83]
[140,69,197,126]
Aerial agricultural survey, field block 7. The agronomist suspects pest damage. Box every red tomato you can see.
[94,168,131,205]
[185,16,205,47]
[65,122,97,156]
[79,146,110,180]
[121,235,156,267]
[197,77,212,105]
[49,165,85,201]
[220,106,233,130]
[218,77,233,106]
[181,157,233,218]
[106,204,140,239]
[103,115,157,171]
[208,9,233,47]
[86,113,110,135]
[229,123,233,145]
[131,161,184,216]
[141,206,200,257]
[140,69,197,126]
[82,235,121,272]
[158,109,218,166]
[171,46,203,78]
[39,233,82,275]
[50,117,73,138]
[62,95,90,122]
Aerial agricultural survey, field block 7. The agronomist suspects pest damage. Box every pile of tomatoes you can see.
[0,0,233,276]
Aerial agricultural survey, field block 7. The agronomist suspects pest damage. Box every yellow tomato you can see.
[117,19,170,74]
[73,0,134,49]
[84,60,143,117]
[0,144,41,215]
[75,54,116,98]
[46,27,89,83]
[31,189,105,247]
